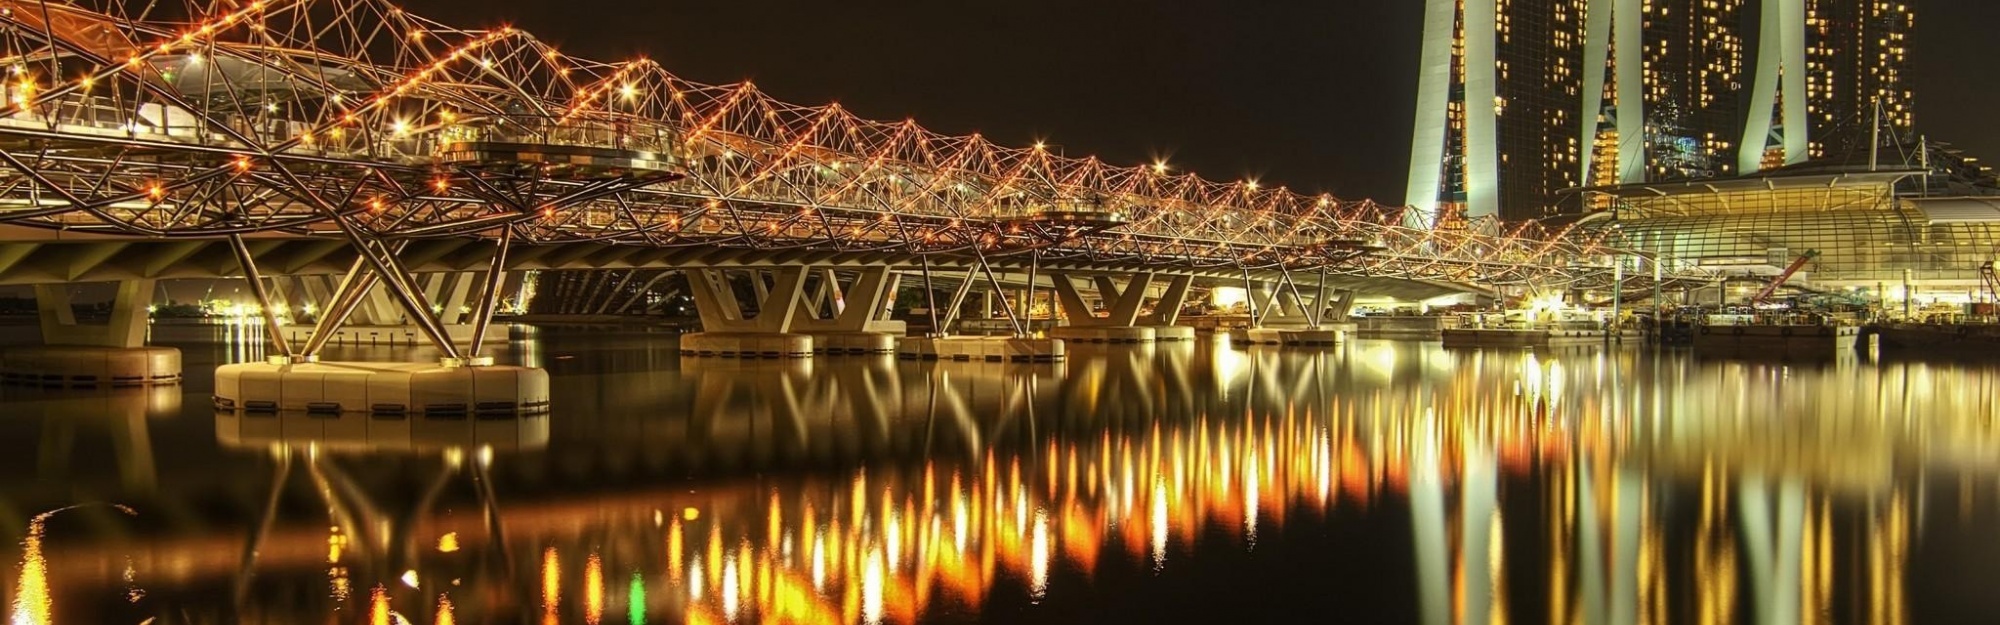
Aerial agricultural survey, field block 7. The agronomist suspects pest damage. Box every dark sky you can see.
[400,0,1998,204]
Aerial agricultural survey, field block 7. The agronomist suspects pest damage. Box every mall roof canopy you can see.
[1910,197,2000,223]
[1566,168,1923,200]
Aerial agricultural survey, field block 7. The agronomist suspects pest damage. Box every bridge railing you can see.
[436,113,683,156]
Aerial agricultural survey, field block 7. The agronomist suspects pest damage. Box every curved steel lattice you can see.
[0,0,1663,288]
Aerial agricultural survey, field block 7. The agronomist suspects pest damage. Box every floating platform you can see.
[1441,328,1630,348]
[214,409,549,453]
[1872,324,2000,353]
[1353,316,1447,340]
[1227,324,1354,347]
[1049,326,1157,344]
[1044,324,1197,344]
[679,332,814,359]
[897,336,1065,362]
[278,324,513,347]
[1691,324,1859,357]
[1179,315,1255,334]
[213,361,550,418]
[0,345,181,387]
[1152,326,1197,342]
[807,332,899,355]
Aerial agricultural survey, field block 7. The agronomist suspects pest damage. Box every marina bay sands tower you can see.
[1404,0,1916,224]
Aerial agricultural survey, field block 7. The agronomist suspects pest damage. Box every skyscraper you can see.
[1405,0,1917,223]
[1801,0,1917,159]
[1405,0,1590,226]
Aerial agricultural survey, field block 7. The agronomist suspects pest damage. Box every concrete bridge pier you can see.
[214,233,548,420]
[792,267,906,355]
[896,257,1064,362]
[1229,276,1357,347]
[1139,274,1198,341]
[0,278,181,387]
[680,266,815,358]
[1046,272,1196,343]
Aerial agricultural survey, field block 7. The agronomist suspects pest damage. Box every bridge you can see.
[0,0,1703,412]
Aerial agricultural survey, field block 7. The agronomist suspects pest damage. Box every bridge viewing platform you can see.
[0,0,1709,414]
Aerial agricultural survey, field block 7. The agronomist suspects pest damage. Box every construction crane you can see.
[1749,249,1821,305]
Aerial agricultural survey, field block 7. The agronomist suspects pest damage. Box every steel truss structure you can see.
[0,0,1689,320]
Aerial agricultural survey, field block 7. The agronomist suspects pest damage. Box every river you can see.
[3,328,1998,623]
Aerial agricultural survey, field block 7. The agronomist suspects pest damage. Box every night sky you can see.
[399,0,2000,205]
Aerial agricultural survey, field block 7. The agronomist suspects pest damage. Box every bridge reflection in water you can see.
[5,341,2000,624]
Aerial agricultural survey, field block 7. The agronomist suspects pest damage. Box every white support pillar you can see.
[1047,272,1161,343]
[793,266,904,354]
[1249,284,1314,328]
[355,281,402,327]
[1579,0,1647,184]
[1462,0,1500,218]
[1139,274,1196,341]
[1100,273,1154,327]
[682,267,813,358]
[437,272,478,325]
[1229,278,1351,347]
[1742,0,1810,172]
[35,280,154,348]
[880,274,902,321]
[5,279,181,387]
[1049,273,1096,327]
[1580,0,1614,184]
[1325,290,1359,320]
[1406,0,1460,225]
[1613,0,1645,184]
[1140,274,1195,327]
[1779,0,1809,166]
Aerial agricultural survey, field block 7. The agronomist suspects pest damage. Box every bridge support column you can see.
[1047,272,1159,343]
[1325,289,1359,320]
[897,258,1064,363]
[1140,274,1198,342]
[1045,272,1197,343]
[793,267,906,355]
[0,279,181,387]
[1229,275,1353,348]
[215,233,548,420]
[681,266,814,358]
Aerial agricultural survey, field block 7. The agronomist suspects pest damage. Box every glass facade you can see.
[1591,178,2000,295]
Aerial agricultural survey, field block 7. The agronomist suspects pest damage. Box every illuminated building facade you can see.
[1407,0,1591,225]
[1408,0,1917,222]
[1738,0,1919,171]
[1799,0,1919,159]
[1630,0,1750,181]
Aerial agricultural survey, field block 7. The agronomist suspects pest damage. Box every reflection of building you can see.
[10,345,1998,624]
[1408,0,1918,222]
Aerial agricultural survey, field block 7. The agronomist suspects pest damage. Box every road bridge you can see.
[0,0,1706,414]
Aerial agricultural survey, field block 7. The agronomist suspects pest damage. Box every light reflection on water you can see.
[3,337,2000,623]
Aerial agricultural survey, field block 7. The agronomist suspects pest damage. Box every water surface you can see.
[4,331,1999,624]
